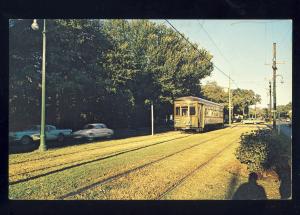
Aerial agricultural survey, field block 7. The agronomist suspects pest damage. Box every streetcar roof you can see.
[175,96,224,107]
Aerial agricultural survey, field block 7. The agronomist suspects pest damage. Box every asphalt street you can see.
[276,121,292,140]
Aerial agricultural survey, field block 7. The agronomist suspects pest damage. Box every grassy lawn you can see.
[9,132,188,182]
[67,128,247,200]
[9,125,288,200]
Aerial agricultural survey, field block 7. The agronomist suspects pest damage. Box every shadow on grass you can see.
[9,126,173,154]
[266,132,291,199]
[9,142,39,154]
[275,161,291,199]
[235,128,292,200]
[232,173,267,200]
[225,167,240,199]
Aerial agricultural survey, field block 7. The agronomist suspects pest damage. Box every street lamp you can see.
[276,74,284,84]
[31,19,47,151]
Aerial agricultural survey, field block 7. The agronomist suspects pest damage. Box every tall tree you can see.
[201,81,227,103]
[9,19,111,130]
[102,19,214,128]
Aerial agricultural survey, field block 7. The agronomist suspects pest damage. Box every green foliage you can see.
[9,19,111,130]
[277,102,292,118]
[201,81,227,103]
[9,19,214,130]
[101,20,214,127]
[201,82,262,118]
[232,88,261,116]
[235,129,291,173]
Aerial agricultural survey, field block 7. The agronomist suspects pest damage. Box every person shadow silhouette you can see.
[232,172,267,200]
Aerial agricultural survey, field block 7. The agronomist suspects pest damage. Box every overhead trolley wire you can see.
[197,21,239,89]
[198,21,234,72]
[165,19,239,89]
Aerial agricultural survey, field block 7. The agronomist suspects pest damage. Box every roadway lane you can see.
[276,121,292,140]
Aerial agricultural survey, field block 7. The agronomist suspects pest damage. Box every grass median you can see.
[9,127,240,199]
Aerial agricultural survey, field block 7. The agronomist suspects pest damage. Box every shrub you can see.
[235,129,291,173]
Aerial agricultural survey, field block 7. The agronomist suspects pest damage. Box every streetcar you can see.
[174,96,224,132]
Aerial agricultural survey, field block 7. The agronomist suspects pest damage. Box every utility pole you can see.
[269,81,272,122]
[228,74,232,125]
[265,43,284,125]
[151,102,154,135]
[272,43,277,130]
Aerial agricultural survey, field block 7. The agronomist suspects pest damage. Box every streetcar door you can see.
[189,105,198,128]
[198,105,201,128]
[198,104,205,129]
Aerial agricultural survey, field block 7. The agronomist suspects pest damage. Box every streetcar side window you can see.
[175,107,180,116]
[190,106,196,115]
[181,106,188,116]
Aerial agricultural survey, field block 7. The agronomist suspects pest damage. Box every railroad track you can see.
[57,128,243,199]
[155,125,266,200]
[156,138,239,200]
[9,134,193,185]
[10,131,183,165]
[11,126,239,182]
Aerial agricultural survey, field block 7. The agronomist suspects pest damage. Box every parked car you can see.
[9,125,72,145]
[242,118,264,124]
[72,123,114,141]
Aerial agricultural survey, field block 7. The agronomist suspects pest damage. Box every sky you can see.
[152,19,292,108]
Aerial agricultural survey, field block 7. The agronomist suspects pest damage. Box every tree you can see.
[101,19,214,128]
[200,82,262,120]
[9,19,111,130]
[277,102,292,118]
[9,19,215,130]
[201,81,227,104]
[232,88,261,117]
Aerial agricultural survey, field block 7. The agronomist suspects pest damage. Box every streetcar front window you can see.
[190,106,196,115]
[175,107,180,116]
[181,106,188,116]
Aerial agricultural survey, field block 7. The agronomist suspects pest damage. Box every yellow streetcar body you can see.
[174,96,224,132]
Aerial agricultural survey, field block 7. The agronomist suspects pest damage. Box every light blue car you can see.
[9,125,72,145]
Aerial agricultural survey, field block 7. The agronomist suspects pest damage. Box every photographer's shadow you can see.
[232,172,267,200]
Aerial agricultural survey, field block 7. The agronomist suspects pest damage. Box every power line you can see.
[198,21,240,89]
[278,28,292,52]
[230,20,284,26]
[198,21,235,72]
[164,19,239,89]
[264,23,267,65]
[278,26,292,44]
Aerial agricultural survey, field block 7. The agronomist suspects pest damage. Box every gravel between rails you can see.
[58,127,244,199]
